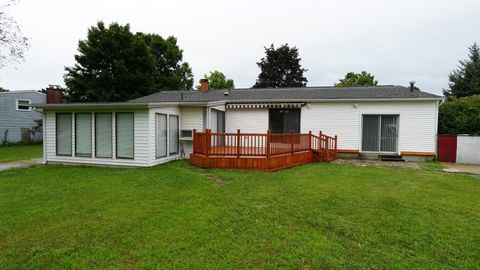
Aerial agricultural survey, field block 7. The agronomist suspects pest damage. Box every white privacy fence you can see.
[456,135,480,165]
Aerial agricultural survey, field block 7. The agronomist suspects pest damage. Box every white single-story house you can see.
[33,83,443,167]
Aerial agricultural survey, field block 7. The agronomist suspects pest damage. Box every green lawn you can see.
[0,161,479,269]
[0,145,43,163]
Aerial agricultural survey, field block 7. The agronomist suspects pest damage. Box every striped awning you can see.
[226,102,306,109]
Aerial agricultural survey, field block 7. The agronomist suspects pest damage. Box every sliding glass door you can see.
[362,115,399,153]
[156,113,167,158]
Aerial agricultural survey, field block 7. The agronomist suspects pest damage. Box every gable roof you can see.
[129,85,443,103]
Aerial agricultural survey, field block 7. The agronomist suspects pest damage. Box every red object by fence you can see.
[437,135,457,162]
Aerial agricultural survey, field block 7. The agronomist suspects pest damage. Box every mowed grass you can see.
[0,161,479,269]
[0,145,43,163]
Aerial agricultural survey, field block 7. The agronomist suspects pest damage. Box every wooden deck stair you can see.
[190,130,337,171]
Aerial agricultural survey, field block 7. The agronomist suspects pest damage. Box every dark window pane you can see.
[362,115,380,151]
[269,109,300,133]
[284,109,300,133]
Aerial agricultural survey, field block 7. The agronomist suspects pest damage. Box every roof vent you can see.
[409,81,416,92]
[224,91,230,96]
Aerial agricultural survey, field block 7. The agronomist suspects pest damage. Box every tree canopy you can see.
[196,70,234,90]
[64,22,193,102]
[253,44,308,88]
[438,95,480,135]
[0,0,30,68]
[335,71,378,87]
[0,87,9,92]
[444,43,480,98]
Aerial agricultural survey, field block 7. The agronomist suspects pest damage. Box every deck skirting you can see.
[190,151,314,171]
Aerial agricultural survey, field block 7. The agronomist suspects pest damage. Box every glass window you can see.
[16,99,31,111]
[169,115,179,155]
[75,113,92,157]
[156,113,167,158]
[95,113,112,158]
[116,113,134,159]
[268,109,300,133]
[56,113,72,156]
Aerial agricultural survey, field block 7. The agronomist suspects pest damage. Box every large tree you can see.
[0,0,30,68]
[196,70,234,90]
[0,86,8,92]
[444,43,480,98]
[253,44,308,88]
[335,71,378,87]
[64,22,193,102]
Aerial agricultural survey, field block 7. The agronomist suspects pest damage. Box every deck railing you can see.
[193,129,337,161]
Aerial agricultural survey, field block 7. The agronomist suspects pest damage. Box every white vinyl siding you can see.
[156,113,167,158]
[95,113,112,158]
[301,101,438,153]
[116,112,134,159]
[75,113,92,157]
[56,113,72,156]
[225,109,268,133]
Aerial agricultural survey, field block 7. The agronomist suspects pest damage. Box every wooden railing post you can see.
[308,131,312,151]
[205,129,211,157]
[266,129,271,158]
[325,136,330,161]
[334,135,338,159]
[236,129,241,158]
[290,133,294,154]
[193,129,197,154]
[319,131,323,151]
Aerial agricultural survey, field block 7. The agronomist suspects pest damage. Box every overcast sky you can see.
[0,0,479,95]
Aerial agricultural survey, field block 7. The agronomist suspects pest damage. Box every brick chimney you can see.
[46,85,63,104]
[199,79,209,92]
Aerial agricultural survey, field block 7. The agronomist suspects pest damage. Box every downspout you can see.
[434,100,440,159]
[42,111,47,164]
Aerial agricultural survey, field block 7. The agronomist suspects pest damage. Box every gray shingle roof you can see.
[128,85,442,103]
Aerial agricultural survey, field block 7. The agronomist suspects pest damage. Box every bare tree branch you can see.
[0,0,30,68]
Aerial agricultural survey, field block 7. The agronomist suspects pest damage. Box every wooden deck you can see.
[190,130,337,171]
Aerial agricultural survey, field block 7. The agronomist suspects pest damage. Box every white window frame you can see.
[16,99,31,111]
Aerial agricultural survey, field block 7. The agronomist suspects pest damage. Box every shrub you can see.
[438,95,480,135]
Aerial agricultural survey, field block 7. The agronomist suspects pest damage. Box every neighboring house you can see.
[0,90,46,143]
[34,84,443,167]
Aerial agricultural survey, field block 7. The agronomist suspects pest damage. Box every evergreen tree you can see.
[444,43,480,98]
[253,44,308,88]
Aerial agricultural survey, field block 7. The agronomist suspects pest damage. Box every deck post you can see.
[266,129,271,158]
[334,135,338,159]
[193,129,197,154]
[206,129,211,157]
[319,131,323,151]
[308,131,312,151]
[325,136,330,161]
[236,129,241,158]
[290,133,294,154]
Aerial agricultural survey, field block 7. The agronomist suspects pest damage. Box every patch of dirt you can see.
[332,158,420,169]
[203,174,230,185]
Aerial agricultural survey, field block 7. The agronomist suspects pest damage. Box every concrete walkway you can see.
[442,163,480,175]
[0,158,43,172]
